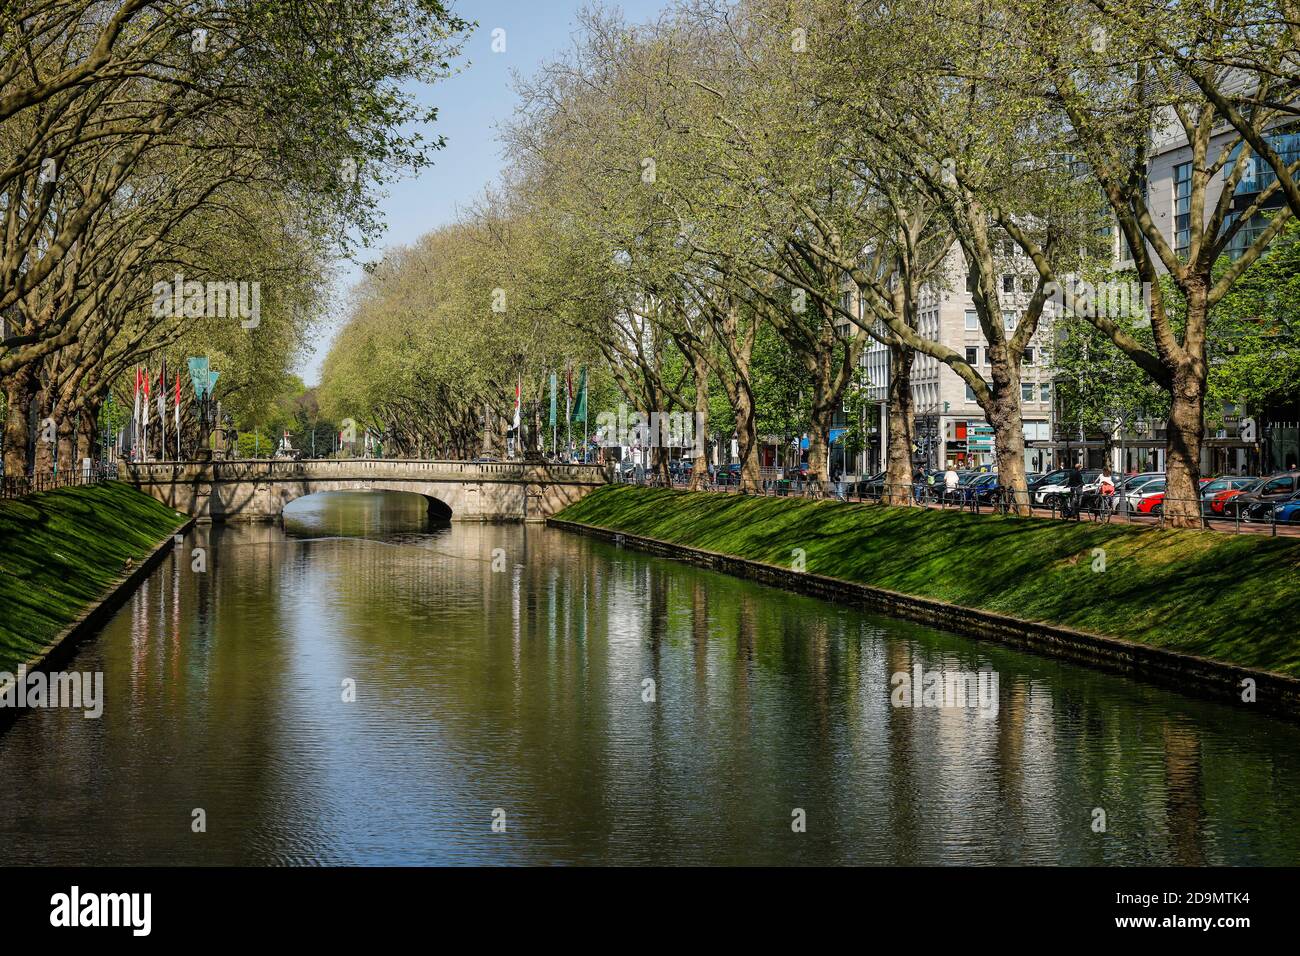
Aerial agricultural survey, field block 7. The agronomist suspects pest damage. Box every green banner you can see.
[571,367,587,423]
[188,357,210,399]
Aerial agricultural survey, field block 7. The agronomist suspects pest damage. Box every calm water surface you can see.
[1,490,1298,865]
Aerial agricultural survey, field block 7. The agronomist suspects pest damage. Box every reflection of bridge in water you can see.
[122,459,610,522]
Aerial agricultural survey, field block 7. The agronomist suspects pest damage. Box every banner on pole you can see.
[188,357,210,399]
[571,367,587,423]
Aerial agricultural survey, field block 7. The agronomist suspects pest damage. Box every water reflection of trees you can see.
[6,514,1300,864]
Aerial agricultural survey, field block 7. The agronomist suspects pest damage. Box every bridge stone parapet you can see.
[120,458,611,522]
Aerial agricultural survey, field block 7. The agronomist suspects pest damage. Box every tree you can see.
[1020,0,1297,523]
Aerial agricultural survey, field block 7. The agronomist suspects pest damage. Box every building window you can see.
[965,384,977,402]
[1174,161,1192,256]
[1225,209,1270,260]
[984,347,992,365]
[965,346,978,364]
[1003,311,1016,331]
[1022,382,1034,402]
[1023,346,1034,365]
[1041,382,1051,403]
[1229,130,1300,197]
[1002,274,1015,294]
[965,310,978,330]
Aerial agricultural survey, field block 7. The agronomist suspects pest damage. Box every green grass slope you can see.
[0,482,187,671]
[558,485,1300,677]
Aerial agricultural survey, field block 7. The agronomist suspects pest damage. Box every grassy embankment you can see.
[0,482,187,671]
[557,485,1300,677]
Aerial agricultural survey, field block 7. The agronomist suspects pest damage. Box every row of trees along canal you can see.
[0,1,469,476]
[319,0,1300,527]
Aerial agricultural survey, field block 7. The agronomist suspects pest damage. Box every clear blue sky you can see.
[298,0,671,385]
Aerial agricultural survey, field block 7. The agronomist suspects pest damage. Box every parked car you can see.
[852,471,887,499]
[1269,490,1300,524]
[1028,468,1071,495]
[1034,469,1101,506]
[1129,478,1168,514]
[1225,471,1300,519]
[1119,474,1166,511]
[965,472,1002,504]
[1141,477,1216,516]
[1199,475,1257,516]
[782,463,809,482]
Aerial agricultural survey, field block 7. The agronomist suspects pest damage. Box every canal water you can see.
[2,490,1298,865]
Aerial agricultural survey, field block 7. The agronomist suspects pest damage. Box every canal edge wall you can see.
[0,515,195,733]
[548,516,1300,720]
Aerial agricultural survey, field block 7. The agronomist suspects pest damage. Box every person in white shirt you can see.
[944,465,959,503]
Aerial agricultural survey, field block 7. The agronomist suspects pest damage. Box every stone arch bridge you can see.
[121,459,610,522]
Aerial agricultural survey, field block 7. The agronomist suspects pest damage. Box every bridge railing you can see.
[122,458,611,483]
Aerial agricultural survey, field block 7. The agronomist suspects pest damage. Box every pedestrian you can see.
[913,465,926,504]
[1098,465,1116,516]
[944,463,959,504]
[1066,461,1084,518]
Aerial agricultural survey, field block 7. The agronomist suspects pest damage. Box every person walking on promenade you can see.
[944,464,959,505]
[1097,465,1116,519]
[1066,461,1084,519]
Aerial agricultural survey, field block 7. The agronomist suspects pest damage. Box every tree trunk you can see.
[806,356,836,497]
[734,384,762,494]
[33,385,55,475]
[1164,360,1206,528]
[655,443,671,485]
[988,353,1029,515]
[79,404,99,465]
[56,410,77,474]
[3,362,36,477]
[884,343,915,505]
[688,352,710,491]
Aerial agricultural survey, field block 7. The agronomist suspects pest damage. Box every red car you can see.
[1145,477,1217,515]
[1132,478,1168,514]
[1202,475,1259,517]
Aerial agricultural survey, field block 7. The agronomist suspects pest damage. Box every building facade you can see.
[853,244,1058,474]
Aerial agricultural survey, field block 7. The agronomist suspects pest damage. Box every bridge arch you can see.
[270,480,464,521]
[281,486,454,523]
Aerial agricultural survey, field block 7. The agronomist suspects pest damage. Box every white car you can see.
[1033,469,1101,505]
[1124,475,1167,511]
[1111,472,1165,511]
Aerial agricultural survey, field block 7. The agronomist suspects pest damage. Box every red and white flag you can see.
[156,365,166,435]
[174,372,182,457]
[133,367,142,445]
[512,379,521,432]
[141,368,150,456]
